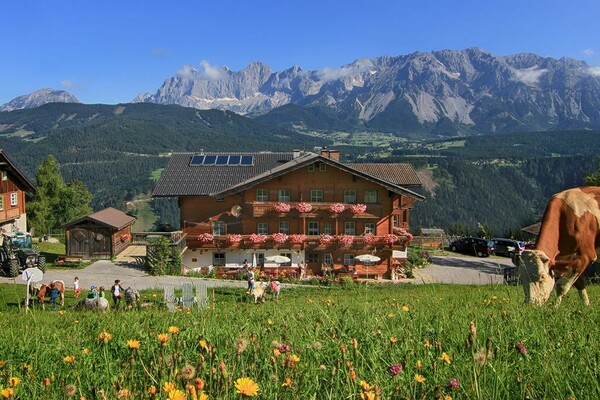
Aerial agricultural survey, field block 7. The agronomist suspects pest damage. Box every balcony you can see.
[251,202,383,219]
[186,233,410,250]
[0,208,21,224]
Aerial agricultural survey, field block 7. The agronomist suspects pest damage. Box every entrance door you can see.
[68,228,90,257]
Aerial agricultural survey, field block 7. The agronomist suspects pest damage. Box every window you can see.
[324,253,333,266]
[364,223,376,235]
[191,258,197,263]
[319,162,327,172]
[392,215,399,228]
[257,222,269,235]
[308,163,315,172]
[310,189,324,202]
[343,254,355,266]
[212,252,226,266]
[344,221,356,235]
[212,221,225,236]
[10,193,17,207]
[307,252,319,264]
[278,189,291,202]
[0,197,3,210]
[364,189,378,204]
[279,221,290,234]
[279,252,292,266]
[324,223,333,235]
[344,189,357,204]
[256,188,269,202]
[308,221,320,235]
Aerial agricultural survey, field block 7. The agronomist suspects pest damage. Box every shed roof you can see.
[64,207,136,230]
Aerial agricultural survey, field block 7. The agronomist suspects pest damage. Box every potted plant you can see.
[349,204,367,215]
[198,233,214,243]
[296,202,313,213]
[328,203,345,214]
[337,235,354,246]
[274,202,291,213]
[272,233,289,244]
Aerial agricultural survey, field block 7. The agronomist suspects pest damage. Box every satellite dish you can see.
[231,205,243,217]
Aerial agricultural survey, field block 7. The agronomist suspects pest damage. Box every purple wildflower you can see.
[388,363,403,376]
[278,344,291,353]
[447,377,460,391]
[516,342,528,355]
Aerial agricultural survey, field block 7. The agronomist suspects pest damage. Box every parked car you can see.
[448,237,495,257]
[492,238,525,258]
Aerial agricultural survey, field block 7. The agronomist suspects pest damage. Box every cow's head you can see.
[513,250,555,305]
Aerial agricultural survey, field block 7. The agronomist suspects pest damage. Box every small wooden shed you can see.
[64,207,136,259]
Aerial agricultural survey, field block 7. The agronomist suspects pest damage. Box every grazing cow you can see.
[73,297,110,311]
[37,280,65,309]
[513,187,600,306]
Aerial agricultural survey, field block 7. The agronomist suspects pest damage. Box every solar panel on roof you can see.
[215,155,229,165]
[228,155,241,165]
[203,155,217,165]
[240,155,254,165]
[190,155,205,165]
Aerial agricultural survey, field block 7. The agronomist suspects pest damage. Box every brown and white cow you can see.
[514,187,600,306]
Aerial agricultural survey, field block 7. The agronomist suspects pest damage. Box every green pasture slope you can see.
[0,283,599,399]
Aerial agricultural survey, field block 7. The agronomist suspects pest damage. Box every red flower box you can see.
[363,233,376,245]
[395,228,414,241]
[274,202,291,213]
[289,234,307,244]
[349,204,367,215]
[296,202,313,213]
[319,234,334,245]
[227,234,242,244]
[328,203,345,214]
[198,233,214,243]
[383,234,398,245]
[272,233,289,244]
[337,235,354,246]
[248,234,268,244]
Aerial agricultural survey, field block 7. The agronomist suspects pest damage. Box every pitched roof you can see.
[0,150,36,192]
[153,151,425,200]
[346,163,422,186]
[64,207,136,229]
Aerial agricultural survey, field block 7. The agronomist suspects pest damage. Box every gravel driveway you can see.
[0,253,516,291]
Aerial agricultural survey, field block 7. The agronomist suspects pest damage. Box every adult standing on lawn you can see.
[111,279,124,309]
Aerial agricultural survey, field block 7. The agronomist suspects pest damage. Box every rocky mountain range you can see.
[0,89,80,112]
[134,48,600,135]
[4,48,600,136]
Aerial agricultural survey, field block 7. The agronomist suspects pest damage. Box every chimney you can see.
[320,149,340,160]
[293,149,302,158]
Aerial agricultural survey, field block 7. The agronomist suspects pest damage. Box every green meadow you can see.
[0,282,598,399]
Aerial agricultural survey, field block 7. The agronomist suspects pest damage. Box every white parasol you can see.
[266,255,291,264]
[355,254,381,263]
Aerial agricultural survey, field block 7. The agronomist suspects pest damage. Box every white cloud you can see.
[316,63,370,82]
[61,80,73,88]
[583,48,595,57]
[177,60,226,81]
[589,67,600,77]
[176,65,198,79]
[512,66,547,86]
[151,48,171,57]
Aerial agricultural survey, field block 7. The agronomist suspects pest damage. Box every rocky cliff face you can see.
[0,89,81,112]
[134,48,600,134]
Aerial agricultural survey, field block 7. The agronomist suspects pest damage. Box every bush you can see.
[340,276,356,288]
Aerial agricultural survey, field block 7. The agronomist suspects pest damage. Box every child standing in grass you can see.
[73,276,80,298]
[49,283,60,311]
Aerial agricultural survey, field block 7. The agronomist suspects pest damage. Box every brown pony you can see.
[37,280,65,309]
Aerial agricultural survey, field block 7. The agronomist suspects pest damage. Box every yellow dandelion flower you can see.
[235,377,259,397]
[168,389,186,400]
[388,312,395,318]
[117,388,130,398]
[267,319,273,325]
[64,355,75,364]
[0,360,4,367]
[273,349,281,357]
[58,310,65,315]
[198,391,209,400]
[82,348,89,355]
[290,354,300,362]
[168,326,180,335]
[423,339,431,348]
[445,395,453,400]
[282,377,293,387]
[9,377,20,387]
[389,336,398,344]
[152,293,158,298]
[98,331,112,342]
[194,378,205,391]
[441,352,452,364]
[163,381,176,393]
[199,339,208,350]
[147,385,157,396]
[127,339,141,350]
[416,360,422,369]
[360,380,372,392]
[415,374,426,383]
[360,392,376,400]
[402,305,410,312]
[1,388,14,399]
[158,333,170,345]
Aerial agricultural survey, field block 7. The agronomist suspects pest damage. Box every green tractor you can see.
[0,232,46,277]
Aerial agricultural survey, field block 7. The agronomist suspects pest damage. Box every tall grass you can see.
[0,283,598,399]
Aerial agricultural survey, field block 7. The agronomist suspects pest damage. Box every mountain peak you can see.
[1,89,81,112]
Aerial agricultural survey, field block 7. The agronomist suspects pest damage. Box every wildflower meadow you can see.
[0,282,599,399]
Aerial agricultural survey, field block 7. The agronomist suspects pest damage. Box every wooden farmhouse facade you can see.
[153,149,424,279]
[64,207,136,259]
[0,150,36,233]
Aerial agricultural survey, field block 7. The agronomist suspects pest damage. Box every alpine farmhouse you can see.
[153,149,424,279]
[0,150,36,233]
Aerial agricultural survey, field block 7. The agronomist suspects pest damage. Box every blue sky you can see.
[2,0,599,105]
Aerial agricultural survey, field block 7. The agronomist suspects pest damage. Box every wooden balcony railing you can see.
[251,202,383,218]
[0,208,21,224]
